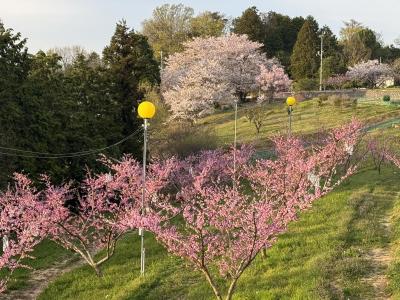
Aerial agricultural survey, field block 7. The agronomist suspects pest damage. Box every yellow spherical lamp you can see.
[286,96,296,107]
[138,101,156,119]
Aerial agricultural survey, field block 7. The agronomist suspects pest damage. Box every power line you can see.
[0,128,142,159]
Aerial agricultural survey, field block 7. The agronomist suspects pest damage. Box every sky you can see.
[1,0,399,53]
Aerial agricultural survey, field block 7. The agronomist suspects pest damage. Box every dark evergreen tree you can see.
[61,53,122,182]
[319,26,346,79]
[290,18,320,80]
[0,21,30,186]
[102,20,160,158]
[232,7,264,43]
[358,28,382,60]
[263,12,305,69]
[377,45,400,63]
[18,51,67,181]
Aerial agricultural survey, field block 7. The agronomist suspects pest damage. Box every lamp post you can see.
[318,32,325,91]
[286,96,296,136]
[137,100,156,276]
[233,98,238,182]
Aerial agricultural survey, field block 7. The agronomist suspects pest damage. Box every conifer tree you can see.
[233,7,264,43]
[290,18,319,80]
[103,20,159,158]
[0,21,30,187]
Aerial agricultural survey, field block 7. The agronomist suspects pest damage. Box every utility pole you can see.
[319,33,324,91]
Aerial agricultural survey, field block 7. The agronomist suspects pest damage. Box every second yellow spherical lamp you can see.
[286,96,296,107]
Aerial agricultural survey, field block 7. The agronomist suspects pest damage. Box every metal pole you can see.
[319,34,324,91]
[288,106,292,136]
[2,235,9,252]
[140,118,148,276]
[233,99,238,182]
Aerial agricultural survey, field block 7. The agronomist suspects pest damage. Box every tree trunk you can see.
[238,92,247,103]
[261,248,267,258]
[266,89,274,104]
[94,264,103,277]
[225,278,239,300]
[201,268,223,300]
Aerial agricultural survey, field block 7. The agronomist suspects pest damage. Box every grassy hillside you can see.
[5,97,400,299]
[37,106,400,299]
[37,166,400,299]
[0,240,74,293]
[199,99,400,146]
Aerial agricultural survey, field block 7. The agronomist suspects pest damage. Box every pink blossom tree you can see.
[386,153,400,169]
[39,156,177,276]
[256,63,291,103]
[151,147,282,300]
[0,174,49,292]
[381,142,400,169]
[150,120,364,300]
[249,119,363,211]
[162,34,289,121]
[0,155,179,285]
[346,60,393,88]
[325,74,351,89]
[366,137,395,174]
[38,175,127,276]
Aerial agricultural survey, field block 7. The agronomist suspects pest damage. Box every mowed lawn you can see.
[198,99,400,146]
[37,163,400,299]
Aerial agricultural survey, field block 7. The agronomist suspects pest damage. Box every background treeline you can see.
[142,4,400,89]
[2,3,400,186]
[0,20,159,187]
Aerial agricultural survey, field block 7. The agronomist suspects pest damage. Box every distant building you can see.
[378,76,395,88]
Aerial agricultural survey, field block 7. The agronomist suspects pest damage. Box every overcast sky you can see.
[1,0,399,53]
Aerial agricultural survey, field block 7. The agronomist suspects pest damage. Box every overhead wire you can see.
[0,128,142,159]
[0,100,352,160]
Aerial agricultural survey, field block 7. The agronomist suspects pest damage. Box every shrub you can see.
[318,94,329,101]
[383,95,391,102]
[329,94,343,108]
[293,78,318,91]
[352,98,358,109]
[315,97,324,107]
[325,74,350,89]
[151,122,218,158]
[341,95,352,108]
[390,100,400,106]
[316,94,328,107]
[328,94,356,109]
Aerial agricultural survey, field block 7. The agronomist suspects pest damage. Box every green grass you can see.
[316,168,399,299]
[1,240,74,292]
[9,98,400,299]
[198,99,400,146]
[37,165,400,300]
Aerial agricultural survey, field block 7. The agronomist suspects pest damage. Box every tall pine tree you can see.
[290,18,319,80]
[103,20,159,158]
[263,12,305,69]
